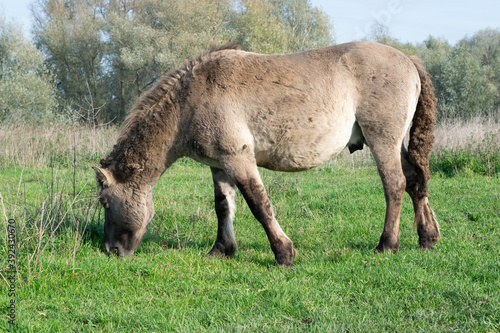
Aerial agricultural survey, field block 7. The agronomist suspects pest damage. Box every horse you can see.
[94,41,440,267]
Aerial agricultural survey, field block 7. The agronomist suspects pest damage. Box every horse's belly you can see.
[254,130,350,172]
[251,109,357,171]
[255,148,343,172]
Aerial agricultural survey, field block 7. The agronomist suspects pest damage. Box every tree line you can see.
[1,0,499,124]
[1,0,332,124]
[371,25,500,121]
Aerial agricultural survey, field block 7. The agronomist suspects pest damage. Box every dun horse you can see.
[94,42,440,267]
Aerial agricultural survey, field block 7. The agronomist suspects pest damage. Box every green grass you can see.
[1,156,499,332]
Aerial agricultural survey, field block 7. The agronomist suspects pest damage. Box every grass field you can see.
[0,122,499,332]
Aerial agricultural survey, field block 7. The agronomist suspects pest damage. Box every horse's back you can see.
[185,42,421,171]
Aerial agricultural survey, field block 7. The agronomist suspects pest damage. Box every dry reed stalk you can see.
[0,124,119,168]
[433,117,500,151]
[0,117,498,171]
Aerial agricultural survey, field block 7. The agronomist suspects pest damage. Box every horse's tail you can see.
[408,56,437,200]
[407,57,440,240]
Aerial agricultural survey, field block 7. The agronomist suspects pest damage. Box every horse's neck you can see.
[140,117,182,184]
[112,106,183,185]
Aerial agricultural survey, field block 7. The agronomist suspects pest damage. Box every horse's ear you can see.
[93,167,115,188]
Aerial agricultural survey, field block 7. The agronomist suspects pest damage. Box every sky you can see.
[312,0,500,44]
[1,0,499,45]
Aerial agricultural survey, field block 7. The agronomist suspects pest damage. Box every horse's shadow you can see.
[83,223,381,266]
[83,224,278,267]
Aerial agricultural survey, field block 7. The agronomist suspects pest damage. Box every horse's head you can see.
[93,167,154,256]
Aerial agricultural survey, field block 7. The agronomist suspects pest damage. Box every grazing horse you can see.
[94,41,440,267]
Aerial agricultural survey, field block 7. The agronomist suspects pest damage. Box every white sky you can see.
[2,0,500,45]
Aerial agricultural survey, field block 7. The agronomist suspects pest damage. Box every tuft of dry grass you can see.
[0,124,119,168]
[0,124,114,279]
[430,117,500,176]
[433,117,500,151]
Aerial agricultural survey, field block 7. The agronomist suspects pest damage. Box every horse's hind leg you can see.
[208,167,238,258]
[370,144,407,253]
[220,153,297,267]
[401,145,440,249]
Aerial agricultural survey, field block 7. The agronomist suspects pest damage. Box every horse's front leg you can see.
[220,153,297,267]
[208,167,238,258]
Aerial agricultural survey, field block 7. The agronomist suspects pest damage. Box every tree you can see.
[272,0,333,52]
[462,29,500,113]
[105,0,237,120]
[465,28,500,68]
[421,38,496,120]
[32,0,108,122]
[0,15,59,123]
[417,32,499,121]
[233,0,333,54]
[233,0,289,54]
[366,22,417,55]
[33,0,238,121]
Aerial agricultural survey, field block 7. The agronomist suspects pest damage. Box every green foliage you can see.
[32,0,110,122]
[431,131,500,176]
[0,16,59,124]
[233,0,289,54]
[461,29,500,115]
[424,41,497,121]
[234,0,333,54]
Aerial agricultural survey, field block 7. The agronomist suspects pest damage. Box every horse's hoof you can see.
[418,228,439,251]
[374,245,398,254]
[207,242,237,258]
[418,236,438,251]
[276,262,295,268]
[375,232,399,254]
[274,245,297,267]
[275,257,295,268]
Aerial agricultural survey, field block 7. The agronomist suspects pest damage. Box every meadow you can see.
[0,119,499,332]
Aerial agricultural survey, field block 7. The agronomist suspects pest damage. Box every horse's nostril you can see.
[106,246,119,256]
[112,247,119,256]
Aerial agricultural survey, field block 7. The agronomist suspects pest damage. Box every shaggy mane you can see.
[101,43,241,179]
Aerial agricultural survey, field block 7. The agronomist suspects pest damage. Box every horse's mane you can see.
[101,43,241,179]
[125,42,241,130]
